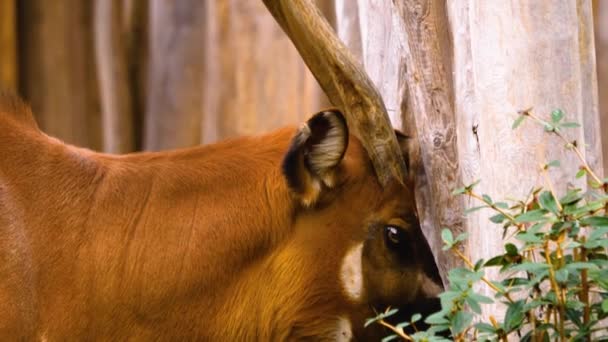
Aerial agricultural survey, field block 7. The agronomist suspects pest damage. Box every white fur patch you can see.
[308,111,346,180]
[334,316,353,341]
[340,243,364,302]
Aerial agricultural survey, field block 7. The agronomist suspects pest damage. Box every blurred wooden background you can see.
[0,1,606,172]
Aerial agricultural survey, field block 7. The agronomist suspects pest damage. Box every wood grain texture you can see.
[333,0,457,284]
[394,0,462,282]
[18,0,102,149]
[448,0,600,318]
[262,0,407,187]
[94,0,135,153]
[143,0,205,150]
[596,0,608,175]
[0,0,17,90]
[201,0,323,144]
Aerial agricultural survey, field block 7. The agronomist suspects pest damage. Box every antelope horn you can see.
[262,0,407,186]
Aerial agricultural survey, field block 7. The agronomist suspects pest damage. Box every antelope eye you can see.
[384,225,405,249]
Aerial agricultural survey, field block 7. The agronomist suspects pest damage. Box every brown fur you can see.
[0,96,441,340]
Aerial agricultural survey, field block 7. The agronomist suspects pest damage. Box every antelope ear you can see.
[282,109,348,206]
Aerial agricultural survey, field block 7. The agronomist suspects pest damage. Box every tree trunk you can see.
[448,0,601,318]
[334,0,461,284]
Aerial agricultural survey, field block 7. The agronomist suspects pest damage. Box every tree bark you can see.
[334,0,460,284]
[447,0,601,318]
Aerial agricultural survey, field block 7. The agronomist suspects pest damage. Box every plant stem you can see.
[451,247,515,304]
[544,240,566,341]
[523,110,603,187]
[378,319,413,341]
[541,166,563,212]
[578,240,591,340]
[467,191,523,232]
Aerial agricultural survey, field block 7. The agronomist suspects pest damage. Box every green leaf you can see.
[503,300,525,332]
[515,231,543,244]
[452,187,466,195]
[451,311,473,334]
[465,295,482,314]
[509,262,550,274]
[551,109,564,123]
[512,115,526,129]
[505,243,518,256]
[455,232,469,243]
[494,201,509,209]
[441,229,454,245]
[544,123,555,132]
[514,209,548,223]
[464,205,488,215]
[475,322,496,333]
[576,168,587,179]
[602,299,608,313]
[546,160,561,168]
[381,334,399,342]
[469,292,494,304]
[560,122,581,128]
[364,308,399,327]
[425,310,449,325]
[555,268,568,283]
[566,201,604,216]
[484,255,505,267]
[565,262,599,272]
[587,227,608,241]
[560,189,583,205]
[482,194,493,204]
[489,213,506,224]
[539,191,559,214]
[410,313,421,323]
[580,216,608,228]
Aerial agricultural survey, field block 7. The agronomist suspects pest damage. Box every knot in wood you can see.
[432,132,443,148]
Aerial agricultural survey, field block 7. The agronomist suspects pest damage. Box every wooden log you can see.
[447,0,600,318]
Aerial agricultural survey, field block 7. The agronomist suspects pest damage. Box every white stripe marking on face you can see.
[340,243,364,302]
[334,316,353,341]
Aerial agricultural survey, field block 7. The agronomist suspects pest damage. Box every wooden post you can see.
[334,0,462,284]
[447,0,601,317]
[334,0,602,320]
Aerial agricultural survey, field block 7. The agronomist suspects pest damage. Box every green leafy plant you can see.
[368,109,608,341]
